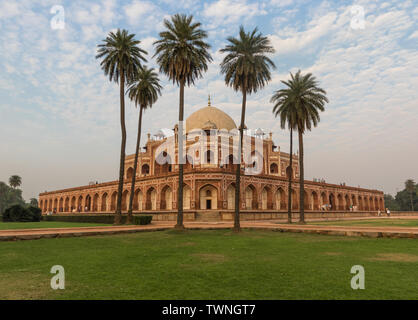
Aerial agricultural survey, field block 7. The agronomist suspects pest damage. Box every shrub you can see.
[2,205,42,222]
[27,206,42,222]
[43,214,152,225]
[132,215,152,225]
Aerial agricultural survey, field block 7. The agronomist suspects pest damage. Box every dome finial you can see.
[208,94,211,107]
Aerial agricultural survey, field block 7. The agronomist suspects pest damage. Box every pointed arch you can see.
[227,183,236,210]
[58,197,63,212]
[311,191,319,210]
[328,193,336,211]
[337,194,343,210]
[133,189,143,211]
[85,194,92,212]
[161,185,173,210]
[101,192,108,212]
[199,184,218,209]
[245,184,257,209]
[183,184,191,209]
[345,194,350,210]
[146,187,157,210]
[275,187,286,210]
[126,167,134,180]
[71,196,76,212]
[93,193,100,212]
[121,190,129,211]
[64,197,70,212]
[261,186,273,210]
[110,191,117,211]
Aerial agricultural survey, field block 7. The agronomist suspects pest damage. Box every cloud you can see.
[0,2,20,19]
[124,0,159,25]
[203,0,267,27]
[269,11,339,55]
[408,30,418,39]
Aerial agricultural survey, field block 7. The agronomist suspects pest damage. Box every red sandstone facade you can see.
[39,104,384,219]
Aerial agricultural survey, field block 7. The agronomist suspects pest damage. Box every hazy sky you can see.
[0,0,417,201]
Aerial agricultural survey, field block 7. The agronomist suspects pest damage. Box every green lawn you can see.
[0,229,417,299]
[309,218,418,228]
[0,221,108,230]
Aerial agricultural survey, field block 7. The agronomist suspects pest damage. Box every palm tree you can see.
[277,70,328,223]
[126,66,162,224]
[405,179,415,211]
[96,29,147,224]
[271,92,298,223]
[29,198,38,207]
[9,175,22,189]
[154,14,212,229]
[220,26,276,231]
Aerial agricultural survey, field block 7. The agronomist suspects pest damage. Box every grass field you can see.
[0,221,108,230]
[0,229,417,300]
[310,218,418,228]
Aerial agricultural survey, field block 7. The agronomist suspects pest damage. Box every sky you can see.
[0,0,417,201]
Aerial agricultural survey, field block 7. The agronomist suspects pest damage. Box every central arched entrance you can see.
[199,185,217,210]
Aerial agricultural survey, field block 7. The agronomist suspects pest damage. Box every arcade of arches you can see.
[39,174,384,214]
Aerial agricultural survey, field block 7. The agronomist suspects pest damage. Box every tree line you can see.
[95,14,329,229]
[0,175,38,216]
[384,179,417,211]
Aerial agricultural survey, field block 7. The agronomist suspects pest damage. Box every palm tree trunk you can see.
[176,80,185,229]
[127,105,144,224]
[298,128,305,223]
[287,127,293,223]
[115,70,126,225]
[234,88,247,232]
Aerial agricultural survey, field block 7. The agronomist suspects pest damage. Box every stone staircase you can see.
[195,211,221,222]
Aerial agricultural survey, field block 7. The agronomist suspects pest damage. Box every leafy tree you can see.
[384,194,400,211]
[272,71,328,223]
[9,175,22,189]
[0,181,25,216]
[2,205,41,222]
[96,29,147,224]
[154,14,212,229]
[126,66,162,224]
[271,88,298,223]
[220,26,275,231]
[404,179,415,211]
